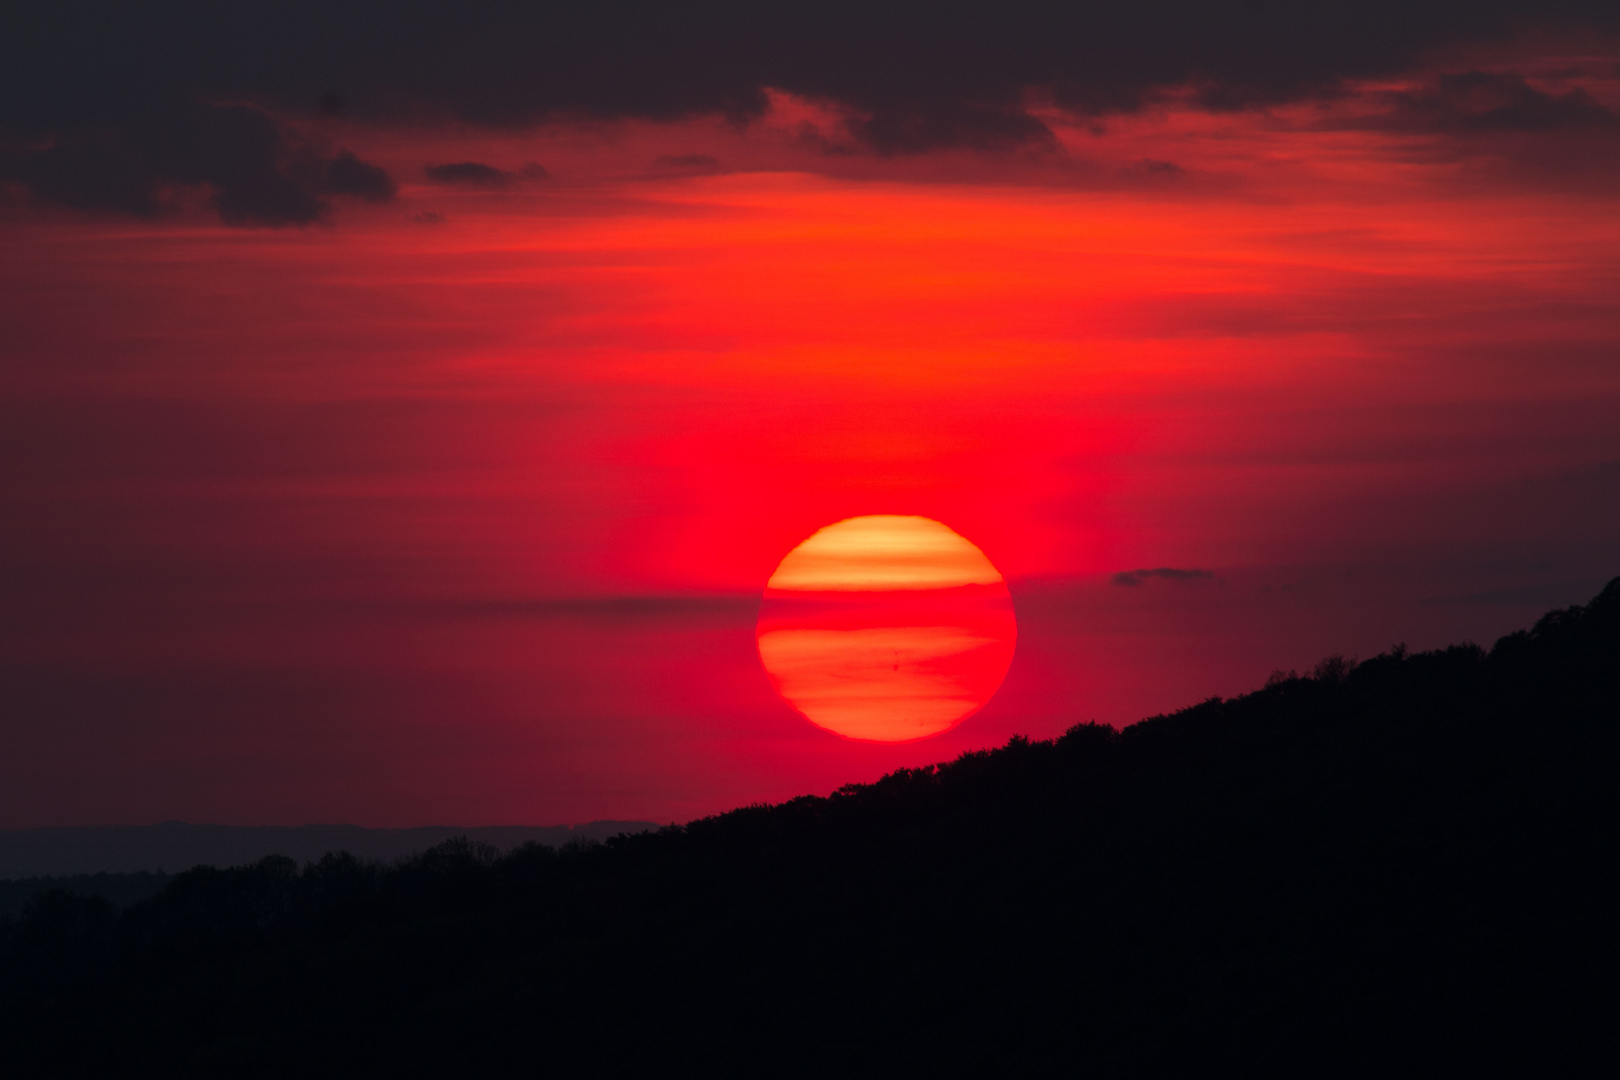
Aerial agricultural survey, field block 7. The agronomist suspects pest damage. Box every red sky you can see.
[3,49,1619,827]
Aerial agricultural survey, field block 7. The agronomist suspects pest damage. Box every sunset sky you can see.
[2,2,1618,828]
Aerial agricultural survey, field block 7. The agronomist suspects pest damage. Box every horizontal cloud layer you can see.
[1,0,1615,222]
[1112,569,1217,587]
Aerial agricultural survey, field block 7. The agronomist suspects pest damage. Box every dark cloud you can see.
[417,594,759,622]
[0,101,393,225]
[1112,568,1217,587]
[0,0,1614,222]
[423,161,550,187]
[1320,69,1620,189]
[424,161,512,187]
[1367,71,1620,133]
[653,154,722,173]
[321,149,397,201]
[1126,158,1185,180]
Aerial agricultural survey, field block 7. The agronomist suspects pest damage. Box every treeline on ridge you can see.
[3,581,1617,1076]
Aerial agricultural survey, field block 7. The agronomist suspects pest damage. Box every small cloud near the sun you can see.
[1112,567,1216,587]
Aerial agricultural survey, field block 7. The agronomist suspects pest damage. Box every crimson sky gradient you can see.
[2,32,1618,827]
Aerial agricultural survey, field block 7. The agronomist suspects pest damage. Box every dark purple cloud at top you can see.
[0,0,1615,222]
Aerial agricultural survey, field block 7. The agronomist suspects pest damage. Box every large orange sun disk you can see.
[756,516,1018,741]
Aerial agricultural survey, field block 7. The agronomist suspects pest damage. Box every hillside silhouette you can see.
[3,580,1616,1077]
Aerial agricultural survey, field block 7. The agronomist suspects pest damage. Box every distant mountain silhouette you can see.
[0,821,661,879]
[3,579,1616,1077]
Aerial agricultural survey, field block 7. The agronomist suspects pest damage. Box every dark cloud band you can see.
[1112,568,1217,587]
[1,0,1614,223]
[0,101,394,225]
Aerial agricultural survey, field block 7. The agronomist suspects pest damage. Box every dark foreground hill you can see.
[4,582,1618,1078]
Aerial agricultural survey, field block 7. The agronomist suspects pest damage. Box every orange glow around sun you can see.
[756,517,1018,741]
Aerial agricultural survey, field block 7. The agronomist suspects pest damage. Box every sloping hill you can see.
[4,580,1617,1077]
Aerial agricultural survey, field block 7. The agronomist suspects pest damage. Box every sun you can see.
[756,516,1018,741]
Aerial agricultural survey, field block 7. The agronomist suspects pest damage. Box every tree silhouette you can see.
[2,578,1616,1077]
